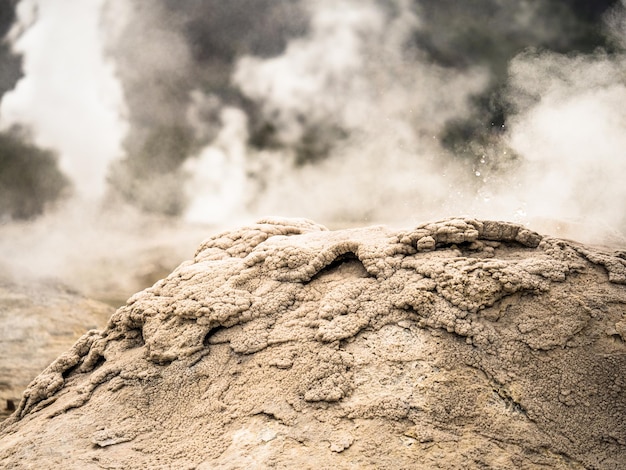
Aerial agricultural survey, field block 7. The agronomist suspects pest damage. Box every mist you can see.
[0,0,126,199]
[1,0,625,301]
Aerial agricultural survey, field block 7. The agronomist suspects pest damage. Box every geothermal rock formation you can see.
[1,218,625,469]
[0,276,114,421]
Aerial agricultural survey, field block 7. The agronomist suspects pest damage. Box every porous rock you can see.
[1,217,625,469]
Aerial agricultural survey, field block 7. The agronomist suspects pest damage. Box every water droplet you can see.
[475,171,481,177]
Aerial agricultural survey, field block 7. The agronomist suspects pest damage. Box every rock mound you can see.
[1,218,625,469]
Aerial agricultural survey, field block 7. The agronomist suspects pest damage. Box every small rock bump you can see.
[417,236,436,252]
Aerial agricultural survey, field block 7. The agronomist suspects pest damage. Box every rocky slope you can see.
[0,276,114,421]
[1,218,625,469]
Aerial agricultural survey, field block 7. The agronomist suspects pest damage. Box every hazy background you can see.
[1,0,625,302]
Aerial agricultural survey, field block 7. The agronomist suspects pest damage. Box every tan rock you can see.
[1,218,625,469]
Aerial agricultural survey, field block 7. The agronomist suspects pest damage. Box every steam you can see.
[607,0,626,49]
[183,107,249,225]
[1,0,626,301]
[503,51,626,238]
[184,0,626,238]
[190,0,489,224]
[0,0,126,199]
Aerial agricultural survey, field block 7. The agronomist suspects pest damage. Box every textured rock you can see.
[1,217,625,469]
[0,276,114,421]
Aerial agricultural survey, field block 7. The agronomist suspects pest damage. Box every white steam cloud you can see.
[183,0,626,241]
[1,0,626,302]
[0,0,126,199]
[504,52,626,239]
[184,107,249,225]
[188,0,488,225]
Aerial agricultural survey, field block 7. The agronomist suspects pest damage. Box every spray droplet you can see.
[475,170,481,177]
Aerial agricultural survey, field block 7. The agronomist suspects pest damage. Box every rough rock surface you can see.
[0,276,114,421]
[1,218,625,469]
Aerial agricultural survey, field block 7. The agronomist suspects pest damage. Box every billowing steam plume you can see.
[1,0,625,291]
[0,0,126,202]
[116,0,624,238]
